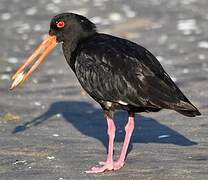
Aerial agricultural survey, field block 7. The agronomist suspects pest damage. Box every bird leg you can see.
[114,112,135,170]
[86,112,135,173]
[86,112,116,173]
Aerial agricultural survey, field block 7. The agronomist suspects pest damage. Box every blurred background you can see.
[0,0,207,179]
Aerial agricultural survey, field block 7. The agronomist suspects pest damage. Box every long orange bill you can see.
[10,35,57,90]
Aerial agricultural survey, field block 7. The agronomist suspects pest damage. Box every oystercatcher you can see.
[10,13,201,173]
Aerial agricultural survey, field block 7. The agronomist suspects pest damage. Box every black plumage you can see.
[12,13,201,173]
[53,14,200,117]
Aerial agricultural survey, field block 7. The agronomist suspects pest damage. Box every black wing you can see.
[74,33,199,114]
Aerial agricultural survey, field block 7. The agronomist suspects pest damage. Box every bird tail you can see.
[176,109,201,117]
[175,101,201,117]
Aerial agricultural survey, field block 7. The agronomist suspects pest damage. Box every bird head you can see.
[49,13,96,43]
[10,13,96,90]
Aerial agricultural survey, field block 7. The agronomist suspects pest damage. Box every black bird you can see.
[10,13,201,173]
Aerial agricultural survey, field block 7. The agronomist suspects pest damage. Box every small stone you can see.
[47,156,55,160]
[1,13,11,20]
[34,24,42,32]
[158,35,168,44]
[25,7,37,15]
[198,41,208,49]
[32,78,38,84]
[13,160,27,165]
[52,0,62,3]
[46,3,60,13]
[109,13,122,22]
[198,54,205,60]
[6,66,12,72]
[122,5,136,18]
[1,113,20,122]
[182,68,189,74]
[8,57,18,64]
[34,101,41,106]
[1,74,10,80]
[177,19,197,35]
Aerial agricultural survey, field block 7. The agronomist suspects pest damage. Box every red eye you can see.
[57,21,65,28]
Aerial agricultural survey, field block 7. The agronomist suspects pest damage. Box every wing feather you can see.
[74,34,196,111]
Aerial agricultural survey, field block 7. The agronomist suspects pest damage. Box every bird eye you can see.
[56,21,65,28]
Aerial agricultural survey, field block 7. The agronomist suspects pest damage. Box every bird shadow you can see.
[12,101,197,154]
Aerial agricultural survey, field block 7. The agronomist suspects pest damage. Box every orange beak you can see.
[10,35,57,90]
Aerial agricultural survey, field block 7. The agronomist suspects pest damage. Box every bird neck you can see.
[63,30,96,53]
[62,32,97,71]
[63,38,79,54]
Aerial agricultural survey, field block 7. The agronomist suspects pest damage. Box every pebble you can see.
[93,0,108,7]
[16,23,31,34]
[47,156,55,160]
[6,66,12,72]
[182,68,189,74]
[177,19,197,35]
[198,54,205,60]
[168,43,177,50]
[121,5,136,18]
[108,13,122,22]
[158,35,168,44]
[45,3,60,13]
[52,0,62,4]
[181,0,196,5]
[1,74,10,80]
[32,78,38,84]
[21,34,29,40]
[28,39,36,45]
[1,13,11,20]
[33,24,42,32]
[8,57,18,64]
[25,7,37,15]
[34,101,42,106]
[198,41,208,49]
[13,160,27,165]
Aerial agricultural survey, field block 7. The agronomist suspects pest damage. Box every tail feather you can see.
[176,100,201,117]
[176,109,201,117]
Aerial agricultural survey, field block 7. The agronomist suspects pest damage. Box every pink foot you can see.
[85,162,114,173]
[85,161,125,173]
[99,160,125,170]
[113,160,125,170]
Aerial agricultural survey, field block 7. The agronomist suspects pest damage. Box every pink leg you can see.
[86,113,116,173]
[114,112,135,170]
